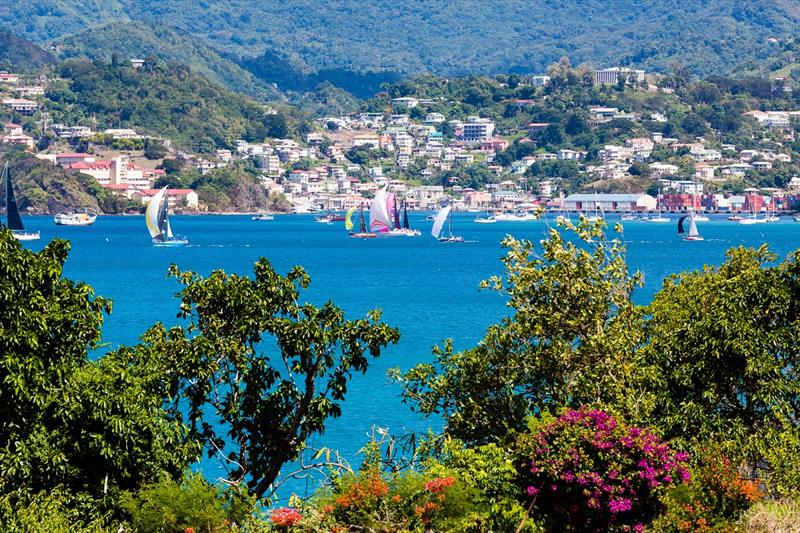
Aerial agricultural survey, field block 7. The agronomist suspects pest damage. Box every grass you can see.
[740,499,800,533]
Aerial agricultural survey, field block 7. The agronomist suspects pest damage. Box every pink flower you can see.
[527,486,540,497]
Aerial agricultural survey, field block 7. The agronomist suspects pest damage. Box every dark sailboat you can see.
[3,162,39,241]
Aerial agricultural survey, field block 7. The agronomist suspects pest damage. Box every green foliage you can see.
[134,259,400,497]
[0,29,55,72]
[0,489,111,533]
[55,22,280,100]
[51,58,307,152]
[121,473,256,533]
[0,150,104,214]
[0,230,197,524]
[651,446,762,532]
[394,219,642,445]
[638,246,800,464]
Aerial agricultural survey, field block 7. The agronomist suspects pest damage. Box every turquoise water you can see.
[18,213,800,498]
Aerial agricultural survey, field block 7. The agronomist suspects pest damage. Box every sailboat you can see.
[431,204,463,242]
[2,162,39,241]
[678,211,703,241]
[346,205,376,238]
[646,191,669,222]
[738,206,766,225]
[765,200,780,222]
[146,187,188,246]
[584,192,604,222]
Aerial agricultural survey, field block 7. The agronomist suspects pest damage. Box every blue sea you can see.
[18,213,800,499]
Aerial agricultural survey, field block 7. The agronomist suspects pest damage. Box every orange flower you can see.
[392,494,402,503]
[424,476,456,493]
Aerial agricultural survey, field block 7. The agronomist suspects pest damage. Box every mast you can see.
[359,204,367,233]
[393,193,401,229]
[402,200,409,229]
[4,162,25,231]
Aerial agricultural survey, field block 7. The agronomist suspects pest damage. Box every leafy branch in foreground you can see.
[137,259,400,498]
[392,218,644,445]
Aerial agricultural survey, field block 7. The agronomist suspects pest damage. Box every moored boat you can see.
[251,213,274,221]
[54,212,97,226]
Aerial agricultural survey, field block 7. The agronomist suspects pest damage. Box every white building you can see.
[564,193,657,212]
[594,67,646,85]
[461,117,495,143]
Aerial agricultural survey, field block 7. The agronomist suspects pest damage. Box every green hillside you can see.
[3,0,800,96]
[0,29,55,72]
[46,58,308,152]
[55,23,281,100]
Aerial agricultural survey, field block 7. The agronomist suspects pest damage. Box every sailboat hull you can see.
[12,231,40,241]
[683,236,704,241]
[153,238,188,247]
[350,232,377,239]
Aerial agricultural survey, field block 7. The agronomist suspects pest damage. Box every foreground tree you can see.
[0,229,196,514]
[638,246,800,472]
[137,260,400,497]
[394,220,643,445]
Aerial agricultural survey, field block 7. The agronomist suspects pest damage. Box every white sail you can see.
[431,205,451,239]
[369,187,392,232]
[166,218,174,239]
[145,188,166,239]
[688,213,699,238]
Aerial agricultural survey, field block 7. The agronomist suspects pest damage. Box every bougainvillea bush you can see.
[518,407,691,532]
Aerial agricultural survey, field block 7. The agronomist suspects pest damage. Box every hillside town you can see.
[3,60,800,215]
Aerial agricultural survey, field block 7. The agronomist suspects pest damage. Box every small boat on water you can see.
[727,214,744,221]
[794,214,800,222]
[431,204,463,242]
[3,162,39,241]
[315,211,345,223]
[146,187,188,246]
[494,211,537,222]
[620,213,639,221]
[251,213,274,221]
[678,211,704,241]
[54,212,97,226]
[474,212,497,223]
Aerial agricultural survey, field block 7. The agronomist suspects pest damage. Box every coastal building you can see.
[137,188,199,209]
[391,97,419,109]
[563,193,657,212]
[104,128,142,139]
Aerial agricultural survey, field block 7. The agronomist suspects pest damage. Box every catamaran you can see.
[146,187,188,246]
[678,211,703,241]
[3,162,39,241]
[431,204,463,242]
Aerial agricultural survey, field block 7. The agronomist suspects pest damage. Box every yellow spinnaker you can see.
[344,206,357,231]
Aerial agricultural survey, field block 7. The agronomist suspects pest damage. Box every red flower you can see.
[424,476,456,493]
[270,507,302,527]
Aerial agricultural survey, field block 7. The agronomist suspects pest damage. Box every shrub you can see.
[309,468,484,531]
[651,446,763,532]
[518,407,690,532]
[121,473,255,533]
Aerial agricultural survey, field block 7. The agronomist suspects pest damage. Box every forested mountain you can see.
[0,29,55,71]
[47,58,308,152]
[4,1,800,97]
[55,23,280,100]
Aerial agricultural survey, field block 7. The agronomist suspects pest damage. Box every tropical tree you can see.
[138,260,401,497]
